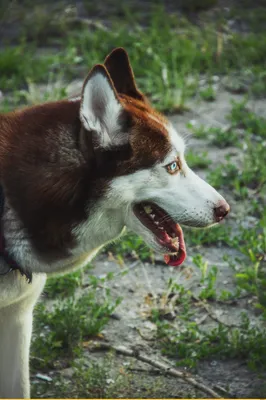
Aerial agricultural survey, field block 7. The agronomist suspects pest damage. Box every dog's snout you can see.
[214,200,230,222]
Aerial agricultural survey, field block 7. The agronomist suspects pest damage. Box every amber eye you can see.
[166,159,180,175]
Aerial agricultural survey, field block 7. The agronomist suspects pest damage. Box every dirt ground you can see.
[1,0,266,398]
[31,85,266,398]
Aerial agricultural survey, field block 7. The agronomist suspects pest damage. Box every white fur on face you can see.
[106,121,227,253]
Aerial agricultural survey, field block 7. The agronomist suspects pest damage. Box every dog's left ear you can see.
[80,64,125,147]
[104,47,146,102]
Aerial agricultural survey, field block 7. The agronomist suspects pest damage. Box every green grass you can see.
[55,356,131,398]
[199,86,216,101]
[106,232,153,262]
[204,101,266,199]
[56,20,266,111]
[232,215,266,300]
[31,352,169,399]
[44,270,84,299]
[228,99,266,138]
[186,150,211,168]
[31,353,131,398]
[229,5,266,33]
[149,210,266,370]
[2,2,266,395]
[178,99,266,375]
[207,140,266,198]
[32,278,122,369]
[179,0,218,12]
[0,46,63,91]
[184,223,232,247]
[250,68,266,98]
[188,124,240,147]
[21,3,77,44]
[2,5,266,111]
[210,128,240,148]
[155,310,266,370]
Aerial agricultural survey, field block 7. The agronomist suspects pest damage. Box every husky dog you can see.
[0,48,229,398]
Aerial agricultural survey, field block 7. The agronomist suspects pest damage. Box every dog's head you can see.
[79,48,230,266]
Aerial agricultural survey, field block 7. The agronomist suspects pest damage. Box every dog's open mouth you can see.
[133,202,186,267]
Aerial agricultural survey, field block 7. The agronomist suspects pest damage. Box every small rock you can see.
[163,311,176,321]
[212,75,220,82]
[143,321,157,331]
[189,119,197,126]
[35,373,52,382]
[110,312,121,320]
[228,19,235,28]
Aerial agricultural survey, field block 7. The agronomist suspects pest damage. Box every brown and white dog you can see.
[0,48,229,398]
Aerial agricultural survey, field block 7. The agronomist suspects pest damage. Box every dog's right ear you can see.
[104,47,146,102]
[80,64,124,148]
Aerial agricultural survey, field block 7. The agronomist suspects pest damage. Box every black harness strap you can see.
[0,185,32,282]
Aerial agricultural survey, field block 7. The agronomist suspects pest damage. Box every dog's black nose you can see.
[214,200,230,222]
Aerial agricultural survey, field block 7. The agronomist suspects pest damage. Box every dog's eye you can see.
[166,159,180,175]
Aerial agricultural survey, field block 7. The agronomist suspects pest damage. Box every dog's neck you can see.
[1,193,125,276]
[0,102,125,274]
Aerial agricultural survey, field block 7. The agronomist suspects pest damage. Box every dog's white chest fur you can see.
[0,246,101,399]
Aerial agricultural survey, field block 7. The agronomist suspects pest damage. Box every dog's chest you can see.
[0,267,46,311]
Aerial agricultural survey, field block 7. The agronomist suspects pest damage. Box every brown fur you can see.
[0,52,171,262]
[0,101,90,259]
[104,47,147,103]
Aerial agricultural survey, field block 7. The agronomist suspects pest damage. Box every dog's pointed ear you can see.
[80,64,124,147]
[104,47,146,102]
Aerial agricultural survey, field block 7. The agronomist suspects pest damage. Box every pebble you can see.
[35,373,52,382]
[110,312,122,320]
[189,119,197,126]
[212,75,220,83]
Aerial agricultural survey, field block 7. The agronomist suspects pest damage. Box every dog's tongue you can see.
[164,224,186,267]
[164,250,186,267]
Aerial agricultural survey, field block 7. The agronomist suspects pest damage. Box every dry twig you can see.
[192,295,240,328]
[89,341,222,399]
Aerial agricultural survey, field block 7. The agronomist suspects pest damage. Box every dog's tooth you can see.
[144,205,152,214]
[171,237,179,246]
[154,221,159,225]
[150,213,155,219]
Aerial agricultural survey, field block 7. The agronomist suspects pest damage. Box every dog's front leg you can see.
[0,306,33,398]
